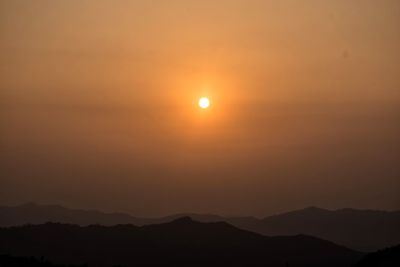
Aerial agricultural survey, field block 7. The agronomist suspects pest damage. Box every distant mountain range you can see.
[1,203,399,251]
[0,218,363,267]
[238,206,400,252]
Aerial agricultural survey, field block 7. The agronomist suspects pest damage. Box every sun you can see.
[198,97,210,109]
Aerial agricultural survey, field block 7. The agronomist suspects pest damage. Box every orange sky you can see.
[1,0,399,216]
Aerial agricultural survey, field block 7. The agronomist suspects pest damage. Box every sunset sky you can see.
[1,0,399,216]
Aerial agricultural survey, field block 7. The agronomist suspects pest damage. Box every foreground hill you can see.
[0,254,86,267]
[0,218,362,267]
[355,244,400,267]
[1,203,399,251]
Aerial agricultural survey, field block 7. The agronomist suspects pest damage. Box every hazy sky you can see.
[1,0,399,216]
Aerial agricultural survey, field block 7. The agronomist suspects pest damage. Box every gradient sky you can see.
[1,0,399,216]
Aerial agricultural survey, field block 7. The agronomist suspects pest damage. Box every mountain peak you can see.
[170,216,195,224]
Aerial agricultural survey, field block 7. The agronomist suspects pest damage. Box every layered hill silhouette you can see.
[239,207,400,252]
[0,218,362,267]
[1,203,399,251]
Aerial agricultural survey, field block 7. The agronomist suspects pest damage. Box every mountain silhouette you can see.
[0,203,148,226]
[0,218,362,267]
[0,203,257,227]
[239,207,400,251]
[1,203,399,251]
[0,203,255,227]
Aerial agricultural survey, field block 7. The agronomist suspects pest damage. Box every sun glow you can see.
[198,97,210,109]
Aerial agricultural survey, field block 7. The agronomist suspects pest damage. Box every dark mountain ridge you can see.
[0,217,363,267]
[247,207,400,251]
[1,203,399,251]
